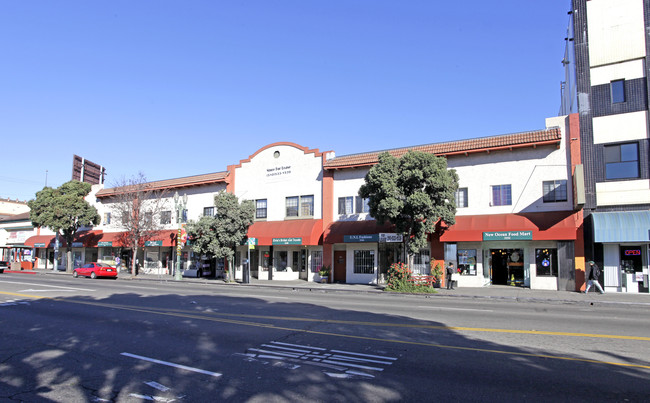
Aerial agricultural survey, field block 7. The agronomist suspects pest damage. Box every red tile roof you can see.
[96,171,228,198]
[323,128,562,169]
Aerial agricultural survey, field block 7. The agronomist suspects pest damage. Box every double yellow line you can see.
[4,291,650,370]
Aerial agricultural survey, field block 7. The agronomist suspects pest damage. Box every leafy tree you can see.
[107,173,169,276]
[359,150,458,267]
[28,180,100,273]
[185,191,254,282]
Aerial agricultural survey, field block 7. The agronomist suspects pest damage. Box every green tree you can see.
[185,191,254,282]
[28,180,100,273]
[359,150,458,267]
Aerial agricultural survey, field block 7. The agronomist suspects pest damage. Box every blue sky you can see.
[0,1,572,202]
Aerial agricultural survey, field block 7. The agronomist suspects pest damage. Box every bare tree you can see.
[106,173,170,276]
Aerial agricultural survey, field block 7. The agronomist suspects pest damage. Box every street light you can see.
[174,191,188,281]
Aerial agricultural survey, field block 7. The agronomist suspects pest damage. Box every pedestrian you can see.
[584,260,605,294]
[446,261,455,290]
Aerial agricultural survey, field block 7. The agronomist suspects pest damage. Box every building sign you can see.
[34,243,46,248]
[483,231,533,241]
[344,234,379,243]
[145,240,163,246]
[266,165,292,178]
[624,249,641,256]
[98,241,113,247]
[71,242,84,248]
[379,233,403,243]
[8,231,29,244]
[272,237,302,245]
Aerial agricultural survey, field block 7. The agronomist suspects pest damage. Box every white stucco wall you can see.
[596,179,650,206]
[332,168,373,221]
[592,111,648,144]
[589,59,645,86]
[234,144,323,220]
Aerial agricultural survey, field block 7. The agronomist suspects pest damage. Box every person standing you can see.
[584,260,605,294]
[446,261,455,290]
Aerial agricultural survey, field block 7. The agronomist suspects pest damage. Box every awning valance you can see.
[439,212,579,242]
[247,219,323,246]
[25,230,104,248]
[98,230,177,247]
[323,220,395,244]
[592,211,650,243]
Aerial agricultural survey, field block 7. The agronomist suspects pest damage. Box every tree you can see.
[185,191,254,282]
[108,173,169,276]
[28,180,100,273]
[359,150,459,267]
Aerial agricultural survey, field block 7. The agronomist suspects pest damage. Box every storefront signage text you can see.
[379,233,403,243]
[34,243,46,247]
[272,237,302,245]
[483,231,533,241]
[71,242,83,248]
[344,234,379,243]
[266,165,292,178]
[624,249,641,256]
[98,241,113,247]
[145,240,163,246]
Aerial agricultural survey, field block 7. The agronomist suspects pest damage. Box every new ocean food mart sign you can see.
[483,231,533,241]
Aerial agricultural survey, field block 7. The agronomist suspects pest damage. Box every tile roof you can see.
[96,171,229,198]
[323,128,562,169]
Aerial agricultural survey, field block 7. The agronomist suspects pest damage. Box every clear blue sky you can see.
[0,1,572,202]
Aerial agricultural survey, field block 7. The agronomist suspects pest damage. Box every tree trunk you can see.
[132,240,138,276]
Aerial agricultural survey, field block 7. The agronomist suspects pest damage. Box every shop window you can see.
[275,251,288,271]
[160,211,171,225]
[338,197,353,214]
[491,184,512,206]
[611,79,625,103]
[542,180,567,203]
[412,249,430,275]
[535,248,557,276]
[353,250,374,274]
[311,250,323,273]
[355,196,370,214]
[457,249,477,275]
[256,199,267,219]
[203,207,215,217]
[605,143,639,180]
[103,212,111,225]
[455,188,468,208]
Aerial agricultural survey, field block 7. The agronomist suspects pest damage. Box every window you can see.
[286,195,314,217]
[355,196,370,213]
[338,196,353,215]
[605,143,639,179]
[311,250,323,273]
[160,211,172,225]
[203,207,215,217]
[412,249,430,275]
[536,248,557,276]
[256,199,267,219]
[455,188,468,208]
[491,184,512,206]
[457,249,477,275]
[144,211,153,225]
[611,79,625,103]
[274,251,288,271]
[353,250,375,274]
[543,180,568,203]
[103,212,111,225]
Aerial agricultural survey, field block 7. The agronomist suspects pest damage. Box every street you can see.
[1,273,649,402]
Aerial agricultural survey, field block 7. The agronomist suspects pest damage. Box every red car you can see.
[73,262,118,279]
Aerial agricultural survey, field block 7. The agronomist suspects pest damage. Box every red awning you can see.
[247,219,323,245]
[99,230,177,247]
[24,235,56,248]
[323,220,395,244]
[439,212,579,242]
[24,230,104,248]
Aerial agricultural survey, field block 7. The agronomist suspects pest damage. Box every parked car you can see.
[0,260,8,273]
[73,262,118,279]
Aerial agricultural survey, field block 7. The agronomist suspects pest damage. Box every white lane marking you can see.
[123,286,161,290]
[322,360,384,371]
[271,341,327,350]
[0,280,95,292]
[18,289,77,293]
[234,294,289,299]
[145,381,170,392]
[417,305,493,312]
[330,349,398,361]
[121,352,222,378]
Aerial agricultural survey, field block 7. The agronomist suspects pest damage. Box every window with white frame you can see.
[203,207,215,217]
[256,199,267,219]
[103,212,111,225]
[543,180,567,203]
[286,196,299,217]
[353,250,374,274]
[338,197,354,215]
[355,196,370,213]
[300,195,314,216]
[491,184,512,206]
[455,188,468,208]
[144,211,153,225]
[160,211,172,225]
[287,195,314,217]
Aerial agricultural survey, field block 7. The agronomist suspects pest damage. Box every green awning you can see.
[592,211,650,243]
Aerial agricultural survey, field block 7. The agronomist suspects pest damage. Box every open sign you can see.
[624,249,641,256]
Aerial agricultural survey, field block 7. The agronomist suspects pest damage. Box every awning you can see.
[24,230,104,248]
[439,212,579,242]
[247,219,323,246]
[25,235,56,248]
[592,211,650,243]
[323,220,395,244]
[98,230,178,247]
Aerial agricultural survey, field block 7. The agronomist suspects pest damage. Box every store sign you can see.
[72,242,84,247]
[98,241,113,247]
[379,233,403,243]
[266,165,292,178]
[344,234,379,243]
[483,231,533,241]
[272,237,302,245]
[34,243,46,247]
[145,240,163,246]
[624,249,641,256]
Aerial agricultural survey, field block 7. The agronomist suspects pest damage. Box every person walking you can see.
[446,261,455,290]
[584,260,605,294]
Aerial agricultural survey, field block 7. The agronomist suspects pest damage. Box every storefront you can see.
[439,212,581,290]
[25,230,103,271]
[97,231,176,274]
[591,211,650,294]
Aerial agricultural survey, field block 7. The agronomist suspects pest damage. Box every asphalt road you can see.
[0,273,649,402]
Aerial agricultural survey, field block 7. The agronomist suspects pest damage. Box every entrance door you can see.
[490,249,524,286]
[333,251,346,283]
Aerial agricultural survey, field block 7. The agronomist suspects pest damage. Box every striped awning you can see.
[592,211,650,243]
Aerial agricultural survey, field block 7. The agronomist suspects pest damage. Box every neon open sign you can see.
[624,249,641,256]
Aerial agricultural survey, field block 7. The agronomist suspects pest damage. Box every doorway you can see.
[333,251,346,283]
[490,249,524,286]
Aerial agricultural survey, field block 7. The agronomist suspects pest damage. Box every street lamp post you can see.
[174,191,188,281]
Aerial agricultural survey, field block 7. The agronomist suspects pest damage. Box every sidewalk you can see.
[15,268,650,306]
